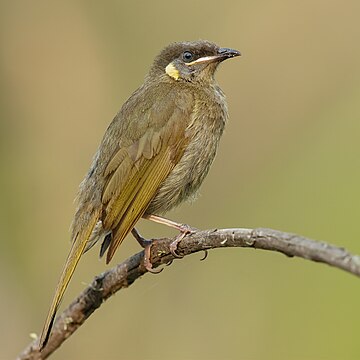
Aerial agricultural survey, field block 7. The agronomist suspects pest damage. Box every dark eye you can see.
[182,51,194,62]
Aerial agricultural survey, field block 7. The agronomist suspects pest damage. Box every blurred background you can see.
[1,0,360,359]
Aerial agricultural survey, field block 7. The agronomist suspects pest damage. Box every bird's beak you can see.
[185,48,241,66]
[217,48,241,60]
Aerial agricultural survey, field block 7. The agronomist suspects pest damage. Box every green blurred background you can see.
[2,1,360,359]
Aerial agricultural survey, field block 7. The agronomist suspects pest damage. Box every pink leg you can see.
[143,214,198,258]
[143,214,197,233]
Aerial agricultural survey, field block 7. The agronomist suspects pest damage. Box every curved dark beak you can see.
[217,47,241,61]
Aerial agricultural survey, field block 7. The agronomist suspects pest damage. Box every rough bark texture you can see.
[17,227,360,360]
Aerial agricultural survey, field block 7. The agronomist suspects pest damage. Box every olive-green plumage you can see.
[39,40,240,349]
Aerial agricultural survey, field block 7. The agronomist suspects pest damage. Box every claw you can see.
[143,243,163,274]
[169,232,187,258]
[146,263,163,274]
[170,247,183,258]
[200,250,208,261]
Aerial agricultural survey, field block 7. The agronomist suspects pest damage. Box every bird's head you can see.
[149,40,240,83]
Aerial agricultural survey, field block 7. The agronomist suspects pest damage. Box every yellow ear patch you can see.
[165,62,180,80]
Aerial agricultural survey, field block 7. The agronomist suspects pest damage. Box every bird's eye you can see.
[182,51,194,62]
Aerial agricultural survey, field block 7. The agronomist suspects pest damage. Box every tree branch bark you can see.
[17,227,360,360]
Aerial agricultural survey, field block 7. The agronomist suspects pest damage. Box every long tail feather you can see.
[38,211,99,350]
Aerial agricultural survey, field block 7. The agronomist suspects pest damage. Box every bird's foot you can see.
[131,228,162,274]
[143,242,163,274]
[169,225,197,258]
[142,214,199,258]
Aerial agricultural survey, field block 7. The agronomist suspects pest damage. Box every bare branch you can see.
[17,227,360,360]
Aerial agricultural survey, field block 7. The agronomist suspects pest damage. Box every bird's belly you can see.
[145,112,225,215]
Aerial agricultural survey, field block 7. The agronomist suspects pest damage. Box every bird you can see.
[38,40,240,349]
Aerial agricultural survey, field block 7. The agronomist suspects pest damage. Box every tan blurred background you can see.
[1,0,360,359]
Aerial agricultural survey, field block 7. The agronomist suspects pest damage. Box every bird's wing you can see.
[39,85,193,349]
[101,102,191,263]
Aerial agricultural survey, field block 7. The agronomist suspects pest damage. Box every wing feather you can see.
[105,148,176,263]
[101,106,191,263]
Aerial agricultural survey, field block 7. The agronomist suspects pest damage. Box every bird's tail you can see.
[38,209,100,350]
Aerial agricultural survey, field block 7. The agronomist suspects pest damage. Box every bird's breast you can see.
[146,87,228,215]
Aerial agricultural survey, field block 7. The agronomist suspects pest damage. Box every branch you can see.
[17,227,360,360]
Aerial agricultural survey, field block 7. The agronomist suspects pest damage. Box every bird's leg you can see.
[131,228,162,274]
[143,214,198,258]
[143,214,197,233]
[131,227,152,248]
